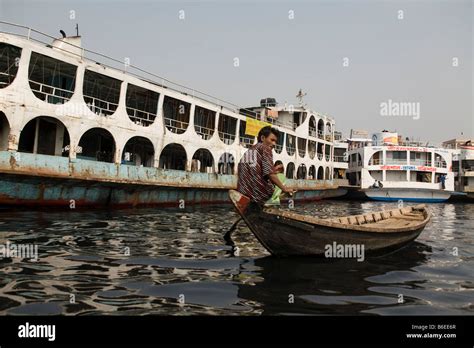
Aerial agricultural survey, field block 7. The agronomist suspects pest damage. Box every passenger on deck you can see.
[440,174,446,189]
[237,126,294,205]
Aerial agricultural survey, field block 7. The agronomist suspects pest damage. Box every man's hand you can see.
[282,187,296,196]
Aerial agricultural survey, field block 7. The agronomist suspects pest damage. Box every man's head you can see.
[257,126,280,148]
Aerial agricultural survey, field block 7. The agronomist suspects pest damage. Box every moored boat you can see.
[345,130,454,203]
[229,189,431,257]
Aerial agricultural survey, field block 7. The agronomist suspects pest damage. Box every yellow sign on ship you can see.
[245,117,272,136]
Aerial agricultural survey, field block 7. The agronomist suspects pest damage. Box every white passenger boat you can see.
[346,131,454,203]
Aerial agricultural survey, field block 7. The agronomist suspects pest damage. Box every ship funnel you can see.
[52,30,83,58]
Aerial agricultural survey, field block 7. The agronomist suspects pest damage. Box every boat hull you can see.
[229,190,430,257]
[362,188,451,203]
[0,173,348,208]
[243,203,425,257]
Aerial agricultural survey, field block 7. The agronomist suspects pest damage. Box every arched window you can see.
[308,165,316,179]
[194,106,216,140]
[286,162,295,179]
[83,70,121,116]
[29,52,77,104]
[217,114,237,145]
[163,96,191,134]
[286,134,296,156]
[18,116,70,157]
[308,116,317,137]
[297,137,306,158]
[78,128,115,163]
[0,112,10,151]
[159,143,187,170]
[317,166,324,180]
[317,119,324,139]
[218,152,235,174]
[122,136,155,167]
[297,164,307,179]
[192,148,214,173]
[125,83,159,127]
[0,43,22,89]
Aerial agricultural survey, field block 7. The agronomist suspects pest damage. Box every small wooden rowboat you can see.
[229,190,431,257]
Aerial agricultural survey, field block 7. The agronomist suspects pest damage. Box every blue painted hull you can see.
[0,173,347,208]
[368,196,448,203]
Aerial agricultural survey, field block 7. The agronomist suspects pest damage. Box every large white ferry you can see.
[346,130,454,203]
[0,22,348,207]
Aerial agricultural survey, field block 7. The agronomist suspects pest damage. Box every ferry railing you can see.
[164,117,188,133]
[308,151,316,159]
[274,144,283,153]
[317,153,323,160]
[325,154,331,161]
[385,159,408,165]
[194,125,215,140]
[317,130,324,139]
[264,116,276,125]
[410,159,432,166]
[325,134,333,141]
[435,161,447,168]
[333,156,346,163]
[369,159,383,165]
[286,146,296,155]
[126,107,156,125]
[28,79,73,104]
[218,131,236,144]
[84,95,119,116]
[239,136,255,148]
[298,149,306,157]
[309,127,317,138]
[266,117,294,130]
[0,71,17,86]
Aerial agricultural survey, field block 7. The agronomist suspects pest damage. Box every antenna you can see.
[76,23,79,36]
[296,89,307,106]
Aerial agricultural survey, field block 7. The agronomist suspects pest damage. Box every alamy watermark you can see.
[324,242,365,262]
[0,241,39,261]
[380,99,420,120]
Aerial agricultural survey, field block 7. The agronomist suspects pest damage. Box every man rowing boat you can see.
[237,126,294,205]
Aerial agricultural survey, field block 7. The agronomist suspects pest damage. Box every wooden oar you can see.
[224,218,242,246]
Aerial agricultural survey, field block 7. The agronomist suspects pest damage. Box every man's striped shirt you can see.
[237,142,275,204]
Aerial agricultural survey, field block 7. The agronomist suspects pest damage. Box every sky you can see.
[1,0,472,144]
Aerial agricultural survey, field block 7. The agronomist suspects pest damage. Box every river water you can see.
[0,200,473,315]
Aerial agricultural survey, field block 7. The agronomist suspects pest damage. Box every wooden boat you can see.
[229,189,431,257]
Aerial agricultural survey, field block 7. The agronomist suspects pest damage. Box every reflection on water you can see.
[0,201,473,315]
